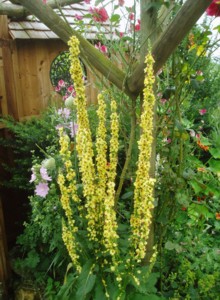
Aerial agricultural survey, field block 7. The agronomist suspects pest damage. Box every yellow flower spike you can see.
[103,98,119,267]
[69,36,98,242]
[94,92,108,238]
[58,128,81,272]
[130,52,156,262]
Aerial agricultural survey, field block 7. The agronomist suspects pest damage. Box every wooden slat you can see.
[0,48,8,116]
[26,30,48,39]
[9,30,30,39]
[44,31,59,39]
[30,22,49,31]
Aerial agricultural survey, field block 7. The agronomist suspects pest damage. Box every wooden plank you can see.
[8,22,23,30]
[19,21,33,30]
[26,30,48,39]
[44,31,59,39]
[11,40,24,119]
[0,15,19,119]
[9,30,30,39]
[16,39,41,117]
[30,22,49,31]
[0,48,8,116]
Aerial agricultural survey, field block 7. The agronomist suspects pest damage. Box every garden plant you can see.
[0,0,220,299]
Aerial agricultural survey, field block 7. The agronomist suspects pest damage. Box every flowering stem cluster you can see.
[63,36,120,270]
[130,53,156,262]
[58,128,81,272]
[59,35,156,282]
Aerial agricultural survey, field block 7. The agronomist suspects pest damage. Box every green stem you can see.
[115,98,136,206]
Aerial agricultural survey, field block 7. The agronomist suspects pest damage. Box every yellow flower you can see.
[130,52,156,261]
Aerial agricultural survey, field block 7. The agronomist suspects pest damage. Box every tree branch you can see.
[0,0,83,19]
[127,0,212,94]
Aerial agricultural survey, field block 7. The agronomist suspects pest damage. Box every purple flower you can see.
[69,122,78,138]
[35,182,49,198]
[58,108,71,119]
[40,167,52,181]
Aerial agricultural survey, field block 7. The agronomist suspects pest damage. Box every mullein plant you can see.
[57,35,157,294]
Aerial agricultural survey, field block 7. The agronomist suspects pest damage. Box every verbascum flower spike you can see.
[103,99,119,259]
[95,92,108,238]
[130,52,156,262]
[58,128,81,272]
[68,36,97,241]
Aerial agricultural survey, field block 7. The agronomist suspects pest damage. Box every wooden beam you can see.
[0,0,83,19]
[127,0,213,94]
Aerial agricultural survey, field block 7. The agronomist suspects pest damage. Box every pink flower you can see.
[206,0,220,17]
[167,138,172,144]
[135,23,141,31]
[89,7,109,22]
[75,14,83,21]
[58,108,71,119]
[95,42,108,54]
[118,0,125,6]
[84,0,90,3]
[129,13,135,21]
[119,32,124,37]
[199,109,207,115]
[35,182,49,198]
[160,98,167,104]
[30,168,36,183]
[58,79,65,87]
[67,85,75,94]
[40,167,52,181]
[42,0,47,3]
[55,86,61,92]
[69,122,78,138]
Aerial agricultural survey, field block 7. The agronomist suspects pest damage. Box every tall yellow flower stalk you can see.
[95,92,107,239]
[130,53,156,262]
[103,99,119,258]
[58,128,81,272]
[68,36,98,242]
[68,37,120,262]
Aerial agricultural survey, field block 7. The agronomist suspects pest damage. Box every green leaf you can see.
[94,279,106,300]
[189,180,205,194]
[110,14,121,23]
[121,191,133,200]
[188,203,212,220]
[209,158,220,172]
[165,241,176,251]
[75,261,96,298]
[209,148,220,159]
[128,293,164,300]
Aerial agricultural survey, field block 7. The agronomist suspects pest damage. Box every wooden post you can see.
[0,15,20,120]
